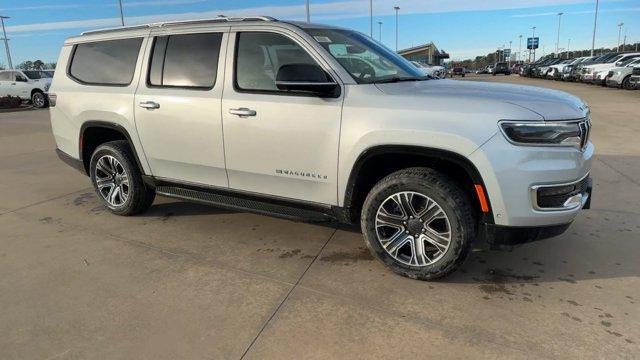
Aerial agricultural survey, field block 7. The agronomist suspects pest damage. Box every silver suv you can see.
[50,16,593,280]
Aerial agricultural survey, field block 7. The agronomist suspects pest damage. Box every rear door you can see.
[134,29,229,187]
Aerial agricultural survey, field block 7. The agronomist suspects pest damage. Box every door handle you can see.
[229,107,256,117]
[139,101,160,110]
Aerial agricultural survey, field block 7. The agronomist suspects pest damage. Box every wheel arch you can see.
[342,145,494,224]
[30,88,45,96]
[79,121,146,176]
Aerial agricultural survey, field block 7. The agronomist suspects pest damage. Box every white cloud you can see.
[6,0,611,33]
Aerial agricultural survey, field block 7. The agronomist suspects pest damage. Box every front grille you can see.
[578,118,591,150]
[633,67,640,76]
[536,176,591,209]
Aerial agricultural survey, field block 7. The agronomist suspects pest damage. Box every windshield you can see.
[22,70,52,79]
[304,28,426,84]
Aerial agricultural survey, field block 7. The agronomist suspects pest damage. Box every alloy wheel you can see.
[32,93,45,108]
[94,155,129,207]
[375,191,452,267]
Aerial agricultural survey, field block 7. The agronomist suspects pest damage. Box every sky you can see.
[1,0,639,65]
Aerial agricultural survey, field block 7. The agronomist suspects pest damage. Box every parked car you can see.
[533,58,564,78]
[563,56,596,81]
[486,65,495,74]
[449,67,465,77]
[629,67,640,89]
[50,16,594,280]
[546,58,577,80]
[604,58,640,89]
[476,66,489,74]
[492,62,510,75]
[581,52,640,83]
[410,61,444,79]
[0,69,51,108]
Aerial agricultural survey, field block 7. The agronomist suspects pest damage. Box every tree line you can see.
[0,60,57,70]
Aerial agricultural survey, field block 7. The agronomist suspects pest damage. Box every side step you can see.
[155,186,336,223]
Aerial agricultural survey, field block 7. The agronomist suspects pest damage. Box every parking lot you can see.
[1,75,638,359]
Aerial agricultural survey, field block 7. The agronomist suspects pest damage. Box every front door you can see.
[221,30,343,205]
[134,31,229,187]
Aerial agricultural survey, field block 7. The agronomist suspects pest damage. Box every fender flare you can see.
[342,145,493,223]
[79,121,146,175]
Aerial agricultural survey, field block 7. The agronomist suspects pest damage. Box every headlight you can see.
[500,121,586,148]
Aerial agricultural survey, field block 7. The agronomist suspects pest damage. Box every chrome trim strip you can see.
[530,173,590,212]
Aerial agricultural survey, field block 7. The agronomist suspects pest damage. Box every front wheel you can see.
[361,168,476,280]
[89,140,155,216]
[622,75,633,90]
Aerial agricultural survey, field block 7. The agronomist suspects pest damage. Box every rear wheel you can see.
[31,91,47,108]
[361,168,476,280]
[89,140,155,216]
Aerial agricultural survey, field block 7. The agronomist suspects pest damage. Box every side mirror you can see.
[275,63,339,97]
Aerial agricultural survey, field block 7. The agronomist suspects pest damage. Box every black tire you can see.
[361,167,476,280]
[31,91,47,108]
[89,140,155,216]
[621,75,633,90]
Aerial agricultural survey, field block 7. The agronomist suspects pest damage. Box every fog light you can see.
[563,194,583,208]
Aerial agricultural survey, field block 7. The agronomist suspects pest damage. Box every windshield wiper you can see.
[373,76,428,84]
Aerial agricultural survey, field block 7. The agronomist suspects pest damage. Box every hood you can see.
[375,79,588,120]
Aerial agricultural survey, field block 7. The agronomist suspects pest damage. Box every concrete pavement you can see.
[0,76,638,359]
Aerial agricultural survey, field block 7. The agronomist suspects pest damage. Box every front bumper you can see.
[480,223,572,247]
[606,78,621,87]
[469,131,594,228]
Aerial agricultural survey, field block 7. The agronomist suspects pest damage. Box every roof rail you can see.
[81,15,276,36]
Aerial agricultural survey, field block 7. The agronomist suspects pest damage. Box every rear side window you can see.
[69,38,142,85]
[148,33,222,89]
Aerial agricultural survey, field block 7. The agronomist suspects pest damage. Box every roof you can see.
[80,15,277,36]
[398,42,450,59]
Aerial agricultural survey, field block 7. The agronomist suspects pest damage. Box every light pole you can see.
[118,0,125,26]
[305,0,310,22]
[617,22,624,52]
[508,40,512,66]
[567,38,571,59]
[556,12,563,57]
[518,35,523,62]
[0,16,12,69]
[378,21,382,42]
[531,26,537,62]
[591,0,599,56]
[369,0,373,38]
[394,6,400,52]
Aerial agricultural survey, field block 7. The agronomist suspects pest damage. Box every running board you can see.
[155,185,336,223]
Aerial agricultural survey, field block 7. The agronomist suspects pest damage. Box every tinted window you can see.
[149,33,222,88]
[235,32,317,91]
[69,38,142,85]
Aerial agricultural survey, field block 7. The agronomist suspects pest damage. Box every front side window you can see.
[303,28,425,84]
[69,38,142,85]
[149,32,222,88]
[235,32,318,92]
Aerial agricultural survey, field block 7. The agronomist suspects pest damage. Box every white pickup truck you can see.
[0,69,52,108]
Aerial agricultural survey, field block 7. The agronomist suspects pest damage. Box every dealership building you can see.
[397,42,450,66]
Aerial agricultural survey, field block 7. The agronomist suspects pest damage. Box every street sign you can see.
[527,37,539,50]
[503,49,511,58]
